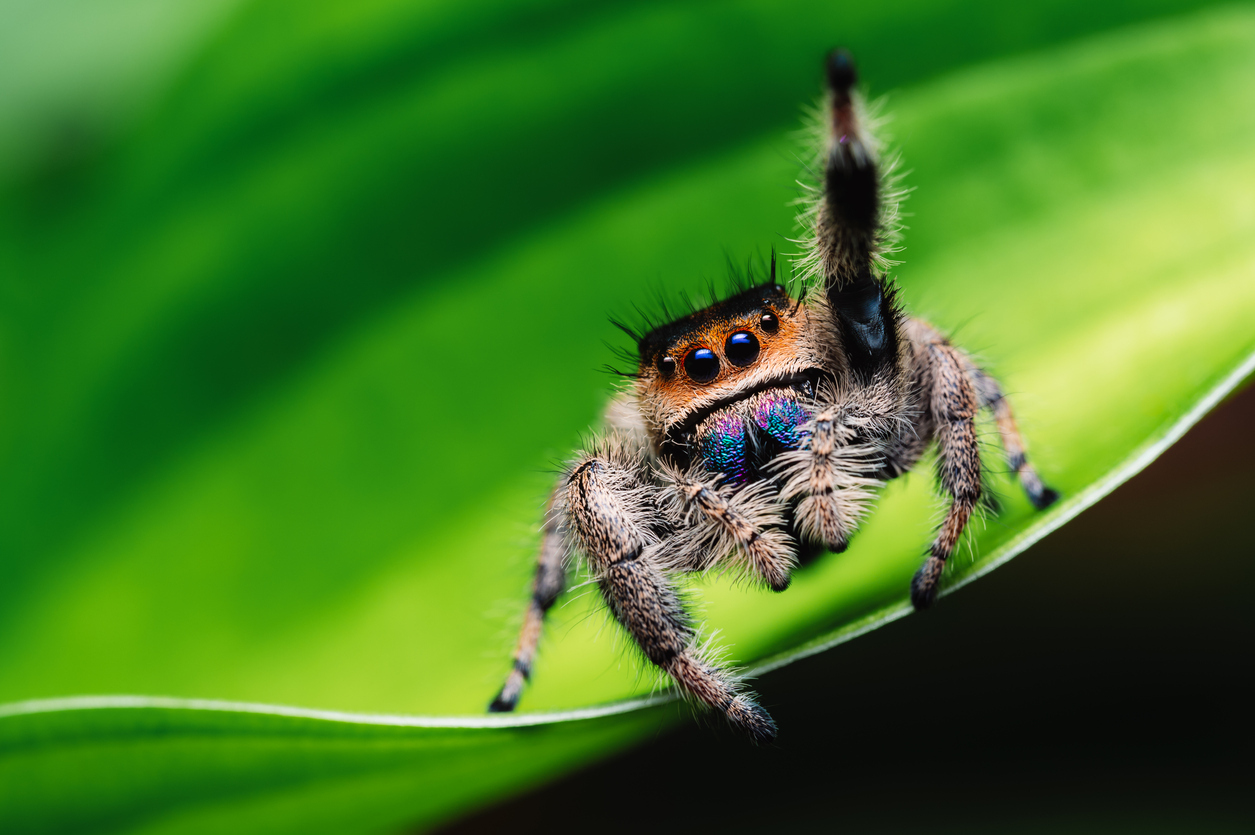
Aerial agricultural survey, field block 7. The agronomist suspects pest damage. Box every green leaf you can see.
[3,3,1255,833]
[0,0,238,183]
[0,0,1228,584]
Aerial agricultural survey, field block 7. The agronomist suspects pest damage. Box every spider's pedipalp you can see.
[773,402,883,554]
[656,461,797,591]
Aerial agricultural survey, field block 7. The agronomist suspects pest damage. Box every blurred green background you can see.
[1,0,1253,832]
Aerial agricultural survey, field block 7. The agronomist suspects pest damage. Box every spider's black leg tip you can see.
[730,696,779,745]
[909,583,936,611]
[910,561,941,611]
[749,719,779,746]
[1031,486,1061,511]
[488,692,518,713]
[826,48,858,96]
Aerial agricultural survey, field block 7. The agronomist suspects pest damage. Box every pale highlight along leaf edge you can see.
[2,347,1250,732]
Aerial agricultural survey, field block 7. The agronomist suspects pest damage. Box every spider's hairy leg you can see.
[803,49,904,383]
[968,364,1060,511]
[815,50,879,287]
[656,463,797,592]
[566,443,777,743]
[488,492,567,713]
[911,341,983,610]
[489,393,651,713]
[774,400,882,554]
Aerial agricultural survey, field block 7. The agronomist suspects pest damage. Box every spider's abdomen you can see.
[694,390,810,486]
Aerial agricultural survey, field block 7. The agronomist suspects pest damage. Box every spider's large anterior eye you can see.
[658,355,676,378]
[725,331,760,366]
[759,312,779,333]
[684,347,720,382]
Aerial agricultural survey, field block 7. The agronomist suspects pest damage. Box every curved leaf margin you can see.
[3,344,1250,730]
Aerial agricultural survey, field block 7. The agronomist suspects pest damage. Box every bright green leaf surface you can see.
[0,0,1228,598]
[3,4,1255,833]
[0,0,240,182]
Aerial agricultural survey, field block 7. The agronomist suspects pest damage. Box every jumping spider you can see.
[490,51,1057,742]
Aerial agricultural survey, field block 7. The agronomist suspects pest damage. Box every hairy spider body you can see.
[490,52,1057,742]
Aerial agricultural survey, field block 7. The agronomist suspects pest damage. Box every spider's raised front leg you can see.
[804,50,905,382]
[566,438,777,743]
[778,51,911,557]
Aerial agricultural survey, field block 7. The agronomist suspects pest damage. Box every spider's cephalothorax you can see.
[489,51,1057,742]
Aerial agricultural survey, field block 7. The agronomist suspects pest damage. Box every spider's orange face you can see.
[634,284,830,444]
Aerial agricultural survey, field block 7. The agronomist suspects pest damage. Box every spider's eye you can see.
[684,347,720,383]
[658,355,677,378]
[725,331,760,366]
[759,312,779,333]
